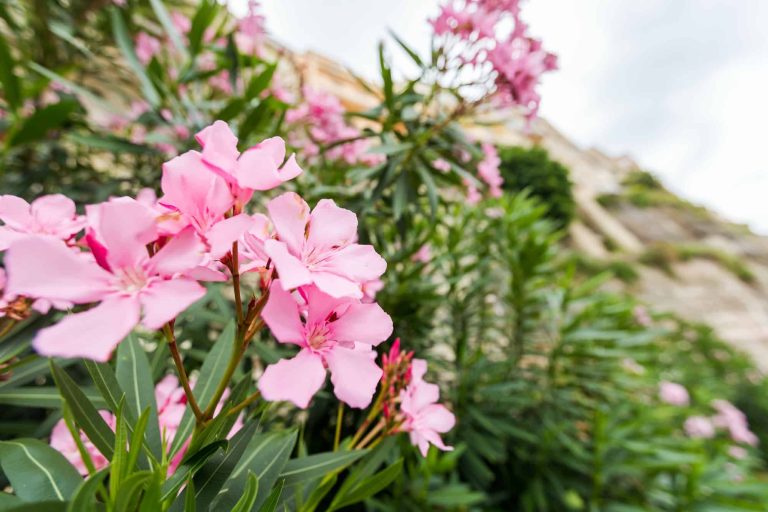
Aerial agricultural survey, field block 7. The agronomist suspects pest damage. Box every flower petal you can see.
[149,227,205,276]
[139,278,206,330]
[5,237,112,303]
[196,120,240,175]
[330,302,392,346]
[323,244,387,283]
[266,192,309,256]
[261,280,305,345]
[30,194,78,231]
[206,214,254,259]
[307,199,357,250]
[32,295,140,362]
[326,344,382,408]
[97,198,158,270]
[263,239,312,291]
[258,350,326,408]
[160,150,234,223]
[419,404,456,434]
[0,195,32,230]
[310,271,362,299]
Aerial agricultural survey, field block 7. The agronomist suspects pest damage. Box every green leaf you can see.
[67,468,108,512]
[388,30,423,67]
[171,322,236,455]
[214,430,297,511]
[256,479,284,512]
[28,63,117,114]
[299,474,337,512]
[281,450,367,487]
[4,501,72,511]
[0,357,59,390]
[0,31,21,111]
[188,0,218,56]
[161,441,227,501]
[191,419,259,507]
[67,133,155,154]
[84,360,125,414]
[415,161,439,218]
[51,363,115,460]
[329,459,402,510]
[0,387,104,409]
[0,439,82,501]
[149,0,189,60]
[114,471,153,512]
[116,335,162,459]
[7,100,79,146]
[246,63,277,100]
[230,472,259,512]
[110,7,161,106]
[378,42,394,110]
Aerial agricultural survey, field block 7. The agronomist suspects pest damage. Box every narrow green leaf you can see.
[246,63,277,100]
[51,363,115,460]
[256,479,284,512]
[84,360,125,414]
[0,31,21,111]
[230,472,259,512]
[110,7,161,106]
[188,0,218,56]
[114,471,153,512]
[388,29,423,66]
[0,439,82,501]
[214,430,297,511]
[7,100,79,146]
[67,133,155,154]
[0,387,105,408]
[116,335,162,459]
[0,357,59,390]
[161,441,227,501]
[299,474,337,512]
[171,322,236,455]
[329,459,403,510]
[111,399,129,497]
[28,63,117,113]
[67,468,108,512]
[415,161,439,218]
[281,450,367,487]
[149,0,189,60]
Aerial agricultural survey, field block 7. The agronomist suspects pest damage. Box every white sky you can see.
[232,0,768,234]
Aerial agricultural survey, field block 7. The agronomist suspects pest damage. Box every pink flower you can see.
[135,32,161,65]
[478,143,503,197]
[684,416,715,439]
[50,411,115,475]
[209,71,234,95]
[399,359,456,456]
[235,0,265,55]
[5,198,207,361]
[712,399,759,446]
[264,192,387,299]
[432,158,451,173]
[195,121,303,205]
[170,12,192,35]
[659,381,689,406]
[729,446,748,460]
[258,280,393,409]
[464,179,482,205]
[412,244,431,263]
[362,278,384,303]
[0,194,85,250]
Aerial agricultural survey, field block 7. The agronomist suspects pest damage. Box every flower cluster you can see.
[50,375,242,475]
[683,399,758,447]
[0,119,454,458]
[286,87,384,167]
[466,142,503,204]
[430,0,557,119]
[658,381,689,406]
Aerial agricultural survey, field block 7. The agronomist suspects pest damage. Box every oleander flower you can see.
[0,194,85,250]
[712,399,759,446]
[50,411,115,476]
[659,381,690,406]
[195,121,302,205]
[5,198,206,361]
[684,415,715,439]
[258,280,393,408]
[135,32,161,65]
[399,359,456,456]
[264,192,387,298]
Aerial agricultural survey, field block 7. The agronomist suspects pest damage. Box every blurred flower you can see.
[659,381,689,406]
[135,32,161,65]
[684,415,715,439]
[712,399,759,446]
[0,194,85,251]
[432,158,451,173]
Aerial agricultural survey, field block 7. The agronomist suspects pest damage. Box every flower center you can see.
[115,267,149,294]
[306,322,332,351]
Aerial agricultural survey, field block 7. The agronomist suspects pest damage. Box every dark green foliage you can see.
[498,146,576,229]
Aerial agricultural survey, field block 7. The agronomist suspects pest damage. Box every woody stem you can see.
[163,323,204,422]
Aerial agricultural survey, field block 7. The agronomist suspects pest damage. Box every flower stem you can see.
[232,241,243,327]
[350,390,385,447]
[227,390,261,418]
[334,402,344,451]
[355,420,385,450]
[163,323,204,422]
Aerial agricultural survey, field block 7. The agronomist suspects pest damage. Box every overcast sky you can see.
[233,1,768,233]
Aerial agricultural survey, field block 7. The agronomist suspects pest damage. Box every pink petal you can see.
[30,194,77,229]
[186,265,228,282]
[325,344,382,409]
[411,381,441,411]
[330,302,392,346]
[323,244,387,284]
[266,192,309,256]
[205,214,254,259]
[160,151,234,222]
[304,285,350,326]
[258,350,326,408]
[0,195,32,230]
[307,199,357,250]
[149,227,205,276]
[5,237,112,303]
[310,271,362,299]
[139,278,206,330]
[263,240,312,291]
[0,227,27,251]
[195,120,240,175]
[420,404,456,433]
[97,198,158,270]
[256,136,286,166]
[261,280,305,345]
[33,295,140,362]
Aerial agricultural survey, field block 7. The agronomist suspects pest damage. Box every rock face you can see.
[300,49,768,370]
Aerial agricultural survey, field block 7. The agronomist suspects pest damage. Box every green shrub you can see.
[498,145,576,229]
[638,242,679,276]
[676,243,755,284]
[567,253,640,284]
